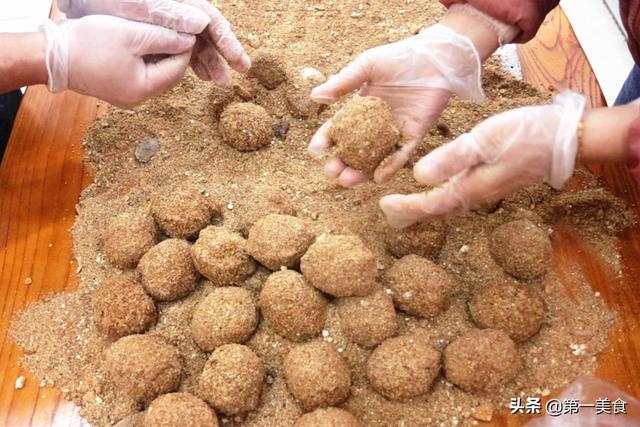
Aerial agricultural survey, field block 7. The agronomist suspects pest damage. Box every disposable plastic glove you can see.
[58,0,251,85]
[380,91,587,228]
[308,24,484,188]
[40,16,196,108]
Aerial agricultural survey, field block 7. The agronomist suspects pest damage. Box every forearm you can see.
[0,32,48,95]
[581,104,640,163]
[440,8,500,61]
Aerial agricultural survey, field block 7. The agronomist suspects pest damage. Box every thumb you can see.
[131,23,196,56]
[413,133,483,186]
[311,53,371,104]
[142,50,192,98]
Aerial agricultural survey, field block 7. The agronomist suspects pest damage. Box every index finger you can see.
[178,0,251,72]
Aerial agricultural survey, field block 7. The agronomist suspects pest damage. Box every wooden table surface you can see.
[1,7,639,427]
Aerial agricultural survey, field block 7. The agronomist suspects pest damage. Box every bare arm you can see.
[581,103,640,163]
[0,32,48,95]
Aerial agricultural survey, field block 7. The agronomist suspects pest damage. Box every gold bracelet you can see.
[576,120,585,160]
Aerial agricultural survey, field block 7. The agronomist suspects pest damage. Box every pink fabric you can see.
[626,116,640,183]
[440,0,559,43]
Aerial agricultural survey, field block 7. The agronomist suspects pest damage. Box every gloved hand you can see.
[58,0,251,85]
[380,91,587,228]
[308,24,485,187]
[40,16,196,108]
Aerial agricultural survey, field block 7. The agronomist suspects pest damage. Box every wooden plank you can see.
[0,5,638,427]
[0,86,101,427]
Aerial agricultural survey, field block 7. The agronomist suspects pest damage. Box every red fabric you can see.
[620,1,640,65]
[626,115,640,183]
[440,0,559,43]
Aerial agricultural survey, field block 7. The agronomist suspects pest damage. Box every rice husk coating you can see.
[489,219,553,280]
[138,239,199,301]
[92,274,157,338]
[329,96,401,175]
[219,102,273,152]
[300,234,377,297]
[294,407,362,427]
[247,214,315,270]
[469,282,546,342]
[384,255,457,318]
[144,392,219,427]
[259,269,327,341]
[235,184,296,234]
[150,182,212,239]
[191,287,258,351]
[198,344,265,415]
[336,289,398,347]
[104,210,158,269]
[383,220,447,260]
[208,73,255,119]
[285,67,326,118]
[284,341,351,410]
[105,334,182,402]
[366,335,441,401]
[190,226,256,286]
[248,48,288,89]
[444,329,522,393]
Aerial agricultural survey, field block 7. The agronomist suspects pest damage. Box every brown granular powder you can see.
[9,0,630,425]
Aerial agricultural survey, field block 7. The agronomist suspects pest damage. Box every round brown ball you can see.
[190,226,256,286]
[92,275,157,338]
[248,49,287,89]
[284,341,351,410]
[198,344,265,415]
[444,328,522,393]
[219,102,273,152]
[105,334,182,402]
[259,270,327,341]
[301,234,377,297]
[235,184,296,233]
[285,67,326,118]
[337,289,397,347]
[329,96,401,175]
[247,214,315,270]
[104,211,158,269]
[366,335,441,401]
[138,239,199,301]
[295,407,362,427]
[209,73,255,119]
[191,287,258,351]
[144,393,218,427]
[384,220,446,260]
[151,183,212,239]
[489,219,553,280]
[384,255,457,318]
[469,282,546,342]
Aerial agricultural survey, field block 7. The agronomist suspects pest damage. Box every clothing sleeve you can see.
[440,0,560,43]
[626,115,640,183]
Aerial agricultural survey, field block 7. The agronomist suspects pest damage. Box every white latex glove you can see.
[58,0,251,85]
[380,91,587,228]
[308,24,485,187]
[40,16,196,108]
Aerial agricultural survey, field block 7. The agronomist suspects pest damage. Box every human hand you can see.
[40,16,196,108]
[308,24,485,187]
[380,91,587,228]
[58,0,250,85]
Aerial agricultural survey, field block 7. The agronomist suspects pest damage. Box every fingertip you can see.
[308,120,333,158]
[379,194,419,229]
[338,168,368,188]
[324,158,345,179]
[310,85,337,104]
[211,65,231,86]
[178,33,197,49]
